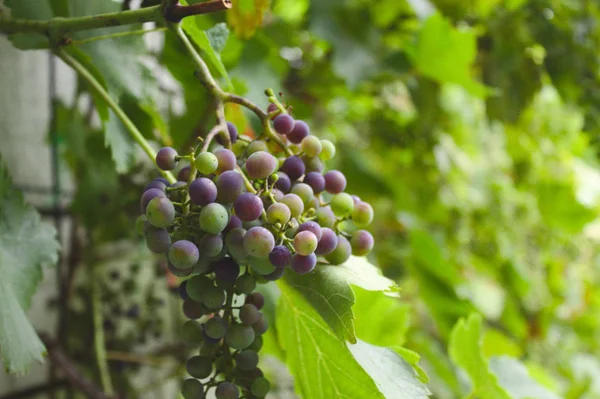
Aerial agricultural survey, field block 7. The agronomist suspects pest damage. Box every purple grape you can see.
[273,114,295,135]
[144,179,167,193]
[303,172,325,193]
[218,121,238,145]
[287,120,310,144]
[267,103,278,114]
[352,195,362,204]
[245,151,278,180]
[351,230,374,256]
[293,231,318,256]
[140,188,166,213]
[298,221,323,240]
[155,177,169,185]
[243,227,275,258]
[214,148,237,174]
[291,253,317,274]
[234,193,264,222]
[179,281,189,300]
[315,228,338,255]
[214,257,240,283]
[216,170,245,203]
[269,245,291,268]
[245,292,264,310]
[325,235,351,265]
[281,156,305,181]
[264,267,285,281]
[178,165,191,182]
[216,382,239,399]
[169,240,200,269]
[156,147,178,171]
[188,178,217,206]
[146,227,171,253]
[324,170,347,194]
[273,172,291,192]
[224,215,242,234]
[182,300,204,319]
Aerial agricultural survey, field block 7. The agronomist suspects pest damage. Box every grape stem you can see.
[56,48,177,184]
[235,166,257,195]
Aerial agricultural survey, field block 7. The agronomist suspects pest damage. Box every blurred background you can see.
[2,0,600,398]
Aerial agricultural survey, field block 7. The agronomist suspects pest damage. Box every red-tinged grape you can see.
[325,235,351,265]
[245,292,265,310]
[178,165,191,182]
[269,245,291,268]
[351,230,374,256]
[169,240,200,269]
[146,196,175,228]
[194,152,218,175]
[352,195,361,204]
[252,313,268,335]
[273,171,291,192]
[214,257,240,283]
[199,203,229,234]
[280,156,305,180]
[315,228,338,255]
[298,221,323,241]
[214,148,236,174]
[287,120,309,144]
[140,188,166,213]
[198,234,223,258]
[216,170,245,203]
[280,193,304,218]
[273,114,295,134]
[303,172,325,193]
[352,201,374,227]
[245,151,278,180]
[189,178,217,206]
[216,382,239,399]
[243,227,275,258]
[324,170,347,194]
[146,227,171,253]
[331,193,354,217]
[291,183,314,204]
[301,135,322,157]
[225,324,255,350]
[235,350,259,371]
[293,231,318,256]
[320,139,336,160]
[234,193,264,222]
[239,304,259,325]
[291,253,317,274]
[156,147,178,171]
[266,203,291,225]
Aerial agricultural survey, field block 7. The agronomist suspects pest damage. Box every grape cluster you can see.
[136,103,374,398]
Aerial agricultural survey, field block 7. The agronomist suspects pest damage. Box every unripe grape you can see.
[226,324,255,350]
[199,203,229,234]
[302,155,324,173]
[182,320,203,345]
[194,152,218,175]
[235,274,256,295]
[273,114,295,134]
[330,193,354,217]
[315,228,338,255]
[202,285,226,309]
[293,231,318,256]
[252,313,269,335]
[226,228,248,262]
[216,170,245,203]
[140,188,166,213]
[186,275,214,303]
[232,139,249,157]
[235,350,259,371]
[239,304,260,325]
[135,215,147,236]
[267,203,291,225]
[178,166,192,182]
[181,379,205,399]
[169,263,193,278]
[280,156,305,180]
[234,193,264,222]
[216,382,239,399]
[324,170,347,194]
[291,183,314,205]
[269,245,292,268]
[287,120,310,144]
[189,178,217,206]
[251,377,271,397]
[186,356,213,379]
[247,140,268,155]
[198,234,223,258]
[325,235,351,265]
[301,135,322,157]
[280,194,304,218]
[156,147,178,170]
[169,240,200,269]
[303,172,325,194]
[316,206,336,228]
[298,221,323,240]
[214,148,236,174]
[291,253,317,274]
[146,227,171,253]
[146,197,175,228]
[248,256,276,275]
[205,316,228,340]
[243,227,275,258]
[245,292,265,310]
[249,335,263,351]
[351,230,374,256]
[320,139,336,160]
[352,201,374,227]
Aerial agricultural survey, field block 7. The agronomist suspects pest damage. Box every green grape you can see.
[226,228,249,263]
[325,235,351,265]
[215,355,233,374]
[235,350,259,371]
[251,377,271,397]
[194,152,219,175]
[204,316,228,340]
[225,324,255,350]
[199,203,229,234]
[202,286,226,309]
[235,274,256,295]
[316,206,336,228]
[352,201,374,227]
[243,227,275,258]
[182,320,203,345]
[266,202,291,225]
[135,215,147,235]
[186,356,213,379]
[252,313,268,335]
[199,340,220,356]
[248,335,263,351]
[301,135,322,158]
[280,194,304,218]
[247,140,268,155]
[291,183,314,205]
[293,231,318,256]
[247,256,276,275]
[215,382,239,399]
[169,240,200,269]
[181,379,205,399]
[198,234,224,258]
[146,196,175,228]
[186,275,214,303]
[232,139,249,157]
[319,139,336,160]
[330,193,354,217]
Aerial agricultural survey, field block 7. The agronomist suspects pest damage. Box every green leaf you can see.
[205,23,230,54]
[273,0,309,23]
[276,280,384,399]
[280,257,397,343]
[406,13,488,97]
[0,162,59,374]
[448,314,511,399]
[4,0,53,49]
[348,340,431,399]
[489,356,562,399]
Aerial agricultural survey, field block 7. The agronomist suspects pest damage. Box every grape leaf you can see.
[448,313,511,399]
[280,257,398,343]
[205,23,229,54]
[348,340,431,399]
[489,356,562,399]
[276,280,384,399]
[0,163,59,374]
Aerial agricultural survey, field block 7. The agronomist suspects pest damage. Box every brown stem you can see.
[166,0,232,22]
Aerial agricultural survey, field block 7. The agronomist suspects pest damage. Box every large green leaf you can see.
[448,314,511,399]
[489,356,562,399]
[0,163,59,374]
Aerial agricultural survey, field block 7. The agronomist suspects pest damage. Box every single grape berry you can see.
[301,135,322,158]
[281,156,305,180]
[224,214,242,234]
[189,178,217,206]
[246,151,278,180]
[169,240,200,269]
[280,193,304,218]
[199,203,229,234]
[216,121,238,145]
[181,320,203,345]
[135,215,147,235]
[351,230,374,256]
[226,228,249,262]
[243,227,275,258]
[247,140,268,155]
[186,275,213,303]
[269,245,292,268]
[235,350,259,371]
[214,148,236,174]
[273,114,295,134]
[293,231,318,256]
[239,303,260,325]
[216,170,245,203]
[245,292,265,310]
[287,120,310,144]
[202,286,226,309]
[146,227,171,253]
[266,203,291,225]
[324,170,347,194]
[248,256,276,275]
[235,274,256,295]
[249,336,263,351]
[273,171,291,192]
[225,324,255,350]
[291,183,314,205]
[325,235,352,265]
[303,172,325,194]
[140,188,166,213]
[315,227,338,255]
[146,196,175,228]
[198,234,223,258]
[216,382,239,399]
[178,165,192,182]
[316,206,336,228]
[186,356,213,379]
[144,179,167,193]
[320,139,336,160]
[352,201,374,227]
[267,103,278,114]
[302,155,324,173]
[204,316,228,340]
[264,267,285,281]
[252,313,269,335]
[156,147,178,171]
[194,152,218,175]
[298,221,323,241]
[330,193,355,217]
[234,193,264,222]
[291,253,317,274]
[181,379,205,399]
[251,377,271,397]
[182,300,205,319]
[213,257,241,283]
